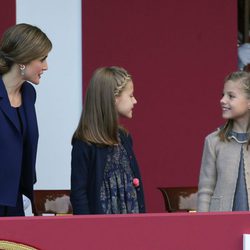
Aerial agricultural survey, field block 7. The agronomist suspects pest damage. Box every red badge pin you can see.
[133,178,140,187]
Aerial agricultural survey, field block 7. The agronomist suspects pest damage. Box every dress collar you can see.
[228,130,249,144]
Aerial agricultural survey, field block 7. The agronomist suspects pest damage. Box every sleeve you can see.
[70,139,91,214]
[197,135,217,212]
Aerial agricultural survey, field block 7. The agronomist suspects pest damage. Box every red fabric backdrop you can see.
[0,0,238,213]
[82,0,238,212]
[0,1,15,37]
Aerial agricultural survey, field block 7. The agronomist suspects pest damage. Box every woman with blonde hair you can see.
[0,23,52,216]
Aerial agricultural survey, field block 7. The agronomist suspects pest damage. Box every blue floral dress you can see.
[100,142,139,214]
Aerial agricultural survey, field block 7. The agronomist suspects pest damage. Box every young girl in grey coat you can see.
[198,71,250,212]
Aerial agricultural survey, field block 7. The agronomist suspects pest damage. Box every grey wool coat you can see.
[197,130,250,212]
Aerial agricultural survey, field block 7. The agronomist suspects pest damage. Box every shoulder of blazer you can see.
[72,138,93,148]
[72,138,94,154]
[72,138,106,156]
[119,128,133,144]
[71,138,109,171]
[22,82,37,104]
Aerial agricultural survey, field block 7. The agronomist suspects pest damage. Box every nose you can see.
[133,97,137,104]
[220,95,226,105]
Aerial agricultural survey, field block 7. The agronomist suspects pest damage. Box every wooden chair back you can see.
[245,64,250,72]
[158,186,198,212]
[32,190,72,216]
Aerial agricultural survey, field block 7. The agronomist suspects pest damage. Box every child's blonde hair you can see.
[73,66,132,145]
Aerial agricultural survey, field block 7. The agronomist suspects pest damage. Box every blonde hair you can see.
[218,71,250,145]
[73,66,132,145]
[0,23,52,74]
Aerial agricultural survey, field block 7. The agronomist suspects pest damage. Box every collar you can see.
[228,130,249,144]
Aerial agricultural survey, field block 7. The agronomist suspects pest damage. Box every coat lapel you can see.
[0,77,21,133]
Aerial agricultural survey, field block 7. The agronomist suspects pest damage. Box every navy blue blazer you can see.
[70,131,146,214]
[0,76,38,206]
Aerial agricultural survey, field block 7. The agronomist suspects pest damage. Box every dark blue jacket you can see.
[0,77,38,206]
[70,131,145,214]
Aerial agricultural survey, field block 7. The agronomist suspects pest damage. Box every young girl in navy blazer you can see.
[70,66,145,214]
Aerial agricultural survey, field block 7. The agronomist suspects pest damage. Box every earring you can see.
[19,64,26,76]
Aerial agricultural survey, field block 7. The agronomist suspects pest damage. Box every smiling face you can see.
[23,55,48,84]
[115,80,137,119]
[220,79,250,124]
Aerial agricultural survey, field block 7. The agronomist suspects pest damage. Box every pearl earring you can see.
[19,64,26,76]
